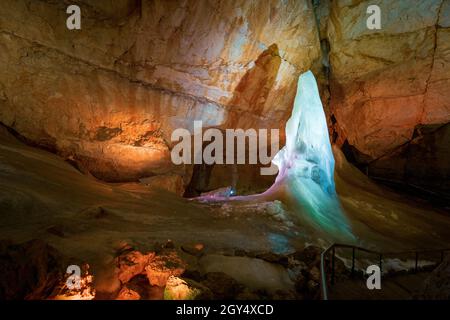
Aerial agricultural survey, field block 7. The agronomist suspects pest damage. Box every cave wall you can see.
[369,123,450,199]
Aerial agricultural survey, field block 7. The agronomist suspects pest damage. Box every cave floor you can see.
[1,126,450,280]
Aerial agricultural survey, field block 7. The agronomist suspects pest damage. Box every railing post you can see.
[351,247,355,277]
[415,252,419,273]
[331,247,335,285]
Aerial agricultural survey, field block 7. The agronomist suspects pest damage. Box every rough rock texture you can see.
[116,286,141,300]
[145,250,186,287]
[0,0,320,184]
[4,124,450,299]
[369,123,450,197]
[420,254,450,299]
[0,239,65,300]
[139,174,185,195]
[321,0,450,195]
[117,250,155,284]
[163,276,203,300]
[0,0,449,196]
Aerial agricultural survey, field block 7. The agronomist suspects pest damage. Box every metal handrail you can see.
[320,243,450,300]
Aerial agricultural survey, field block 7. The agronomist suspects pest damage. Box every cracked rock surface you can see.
[308,0,450,196]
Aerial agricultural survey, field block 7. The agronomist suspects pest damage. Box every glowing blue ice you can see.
[271,71,354,240]
[273,71,335,195]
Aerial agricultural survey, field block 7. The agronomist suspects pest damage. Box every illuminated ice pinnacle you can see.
[271,71,354,240]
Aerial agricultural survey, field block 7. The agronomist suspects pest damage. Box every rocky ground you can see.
[1,116,450,300]
[1,0,449,195]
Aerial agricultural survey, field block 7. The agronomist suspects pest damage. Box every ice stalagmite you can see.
[269,71,354,241]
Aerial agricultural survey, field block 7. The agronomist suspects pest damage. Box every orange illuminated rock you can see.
[52,264,96,300]
[139,174,185,196]
[117,250,155,284]
[163,276,201,300]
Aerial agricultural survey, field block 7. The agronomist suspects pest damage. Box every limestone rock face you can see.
[321,0,450,194]
[0,0,320,182]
